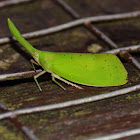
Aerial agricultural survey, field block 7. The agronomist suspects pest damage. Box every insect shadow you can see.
[9,36,32,62]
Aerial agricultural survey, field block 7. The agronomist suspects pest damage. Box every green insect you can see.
[8,18,127,91]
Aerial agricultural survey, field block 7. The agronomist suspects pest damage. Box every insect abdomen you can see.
[47,53,127,86]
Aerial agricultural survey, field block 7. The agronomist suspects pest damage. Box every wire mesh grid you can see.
[0,0,140,140]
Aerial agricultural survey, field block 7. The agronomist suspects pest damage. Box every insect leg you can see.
[30,59,39,72]
[52,76,66,90]
[51,73,83,90]
[34,70,46,91]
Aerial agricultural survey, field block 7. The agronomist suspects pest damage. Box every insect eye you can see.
[34,52,38,57]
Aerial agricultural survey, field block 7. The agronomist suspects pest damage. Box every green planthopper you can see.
[8,18,128,91]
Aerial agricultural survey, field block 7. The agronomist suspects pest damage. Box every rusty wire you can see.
[0,101,39,140]
[0,69,42,81]
[88,128,140,140]
[0,0,140,139]
[106,45,140,54]
[120,51,140,69]
[54,0,140,70]
[54,0,118,49]
[0,11,140,45]
[0,84,140,120]
[0,0,33,8]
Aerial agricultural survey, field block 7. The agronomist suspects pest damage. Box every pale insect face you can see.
[33,52,40,64]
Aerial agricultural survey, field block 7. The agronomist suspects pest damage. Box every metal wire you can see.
[0,1,140,139]
[0,0,33,8]
[54,0,118,49]
[0,84,139,120]
[0,11,140,44]
[106,45,140,54]
[88,128,140,140]
[0,101,39,140]
[0,69,42,81]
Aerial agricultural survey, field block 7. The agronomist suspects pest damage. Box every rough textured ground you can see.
[0,0,140,139]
